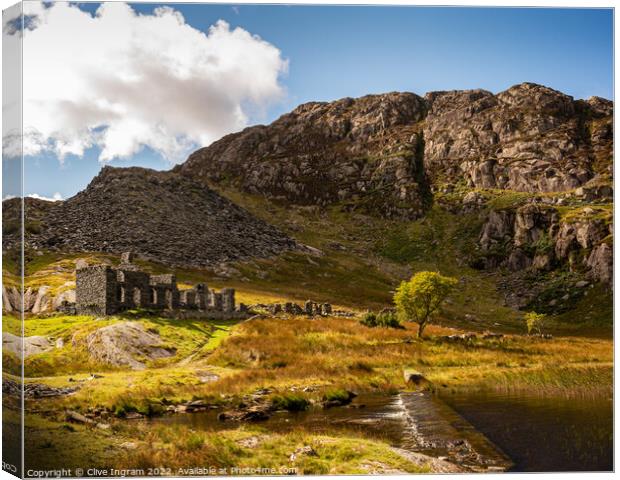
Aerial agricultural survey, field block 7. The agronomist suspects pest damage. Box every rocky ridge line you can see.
[178,83,612,218]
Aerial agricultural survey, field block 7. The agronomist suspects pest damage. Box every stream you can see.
[150,390,612,472]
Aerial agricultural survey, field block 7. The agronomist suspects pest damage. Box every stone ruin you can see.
[259,300,355,318]
[76,252,245,318]
[257,300,339,317]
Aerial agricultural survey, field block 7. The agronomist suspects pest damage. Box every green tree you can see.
[525,312,547,336]
[394,271,457,338]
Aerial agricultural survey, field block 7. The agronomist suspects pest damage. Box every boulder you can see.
[586,243,613,284]
[85,321,176,370]
[403,370,428,386]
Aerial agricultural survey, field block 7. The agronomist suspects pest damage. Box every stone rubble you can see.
[2,379,78,398]
[12,167,297,267]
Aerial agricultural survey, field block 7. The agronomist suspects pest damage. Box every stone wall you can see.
[75,254,242,318]
[76,265,118,316]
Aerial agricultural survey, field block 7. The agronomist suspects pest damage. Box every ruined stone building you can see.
[76,253,237,316]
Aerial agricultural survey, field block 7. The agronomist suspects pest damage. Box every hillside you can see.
[177,83,612,217]
[175,83,613,310]
[17,167,297,267]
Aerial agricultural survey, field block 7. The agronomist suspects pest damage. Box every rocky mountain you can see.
[424,83,612,192]
[3,82,612,296]
[176,82,612,292]
[177,92,432,219]
[16,167,297,267]
[178,83,612,219]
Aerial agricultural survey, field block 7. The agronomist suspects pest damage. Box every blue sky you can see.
[9,4,615,200]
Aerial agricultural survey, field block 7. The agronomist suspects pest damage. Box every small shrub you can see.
[360,312,378,327]
[525,312,547,335]
[359,311,403,329]
[376,311,404,329]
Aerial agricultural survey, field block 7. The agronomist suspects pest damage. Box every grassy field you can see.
[17,313,612,420]
[15,312,611,475]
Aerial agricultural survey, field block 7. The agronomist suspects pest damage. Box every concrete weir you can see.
[397,392,513,472]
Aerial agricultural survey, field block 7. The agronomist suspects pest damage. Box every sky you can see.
[1,3,614,200]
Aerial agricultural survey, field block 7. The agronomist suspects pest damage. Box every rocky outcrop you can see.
[179,83,611,218]
[85,321,177,370]
[477,201,612,285]
[2,379,77,399]
[177,92,432,219]
[586,243,613,284]
[424,84,612,192]
[2,333,55,357]
[2,284,75,314]
[23,167,297,267]
[2,286,21,312]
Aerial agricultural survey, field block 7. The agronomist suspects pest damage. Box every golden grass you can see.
[22,413,429,475]
[21,313,613,419]
[202,316,613,396]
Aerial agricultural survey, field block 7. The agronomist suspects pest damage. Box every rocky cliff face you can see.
[21,167,297,267]
[178,83,612,218]
[465,183,613,310]
[424,83,612,192]
[177,92,432,219]
[478,202,612,281]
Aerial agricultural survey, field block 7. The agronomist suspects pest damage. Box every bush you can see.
[360,312,378,327]
[376,311,403,329]
[525,312,547,335]
[359,311,403,329]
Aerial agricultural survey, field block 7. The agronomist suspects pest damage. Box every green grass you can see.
[323,388,353,403]
[13,312,243,377]
[270,392,310,411]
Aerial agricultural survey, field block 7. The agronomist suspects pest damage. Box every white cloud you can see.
[26,192,63,202]
[5,2,287,164]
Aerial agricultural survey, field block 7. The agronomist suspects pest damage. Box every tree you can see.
[525,312,547,336]
[394,271,457,338]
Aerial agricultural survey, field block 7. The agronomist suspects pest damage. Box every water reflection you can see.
[439,389,613,472]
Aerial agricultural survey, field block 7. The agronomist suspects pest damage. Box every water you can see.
[152,392,511,472]
[439,390,613,472]
[150,390,612,472]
